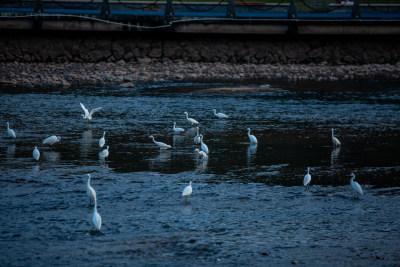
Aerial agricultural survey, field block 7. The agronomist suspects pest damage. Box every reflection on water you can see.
[42,151,60,163]
[330,147,341,167]
[247,144,258,165]
[80,130,93,160]
[1,81,400,266]
[195,157,208,174]
[7,144,15,157]
[149,150,171,171]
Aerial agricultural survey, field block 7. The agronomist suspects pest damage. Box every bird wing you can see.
[80,103,89,117]
[42,136,54,144]
[89,107,102,117]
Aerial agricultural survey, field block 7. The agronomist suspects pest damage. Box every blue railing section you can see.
[0,0,399,21]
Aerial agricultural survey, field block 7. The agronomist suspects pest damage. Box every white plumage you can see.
[331,129,341,147]
[149,135,171,150]
[182,181,193,198]
[7,122,16,138]
[42,135,61,145]
[99,131,106,148]
[350,173,363,196]
[195,148,208,159]
[213,109,229,119]
[80,102,102,125]
[247,128,258,144]
[303,167,311,188]
[100,146,109,158]
[86,174,96,206]
[33,146,40,161]
[92,196,102,231]
[184,112,199,126]
[194,127,201,144]
[173,122,185,133]
[200,134,209,154]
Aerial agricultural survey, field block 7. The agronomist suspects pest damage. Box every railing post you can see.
[351,0,360,19]
[34,0,43,13]
[165,0,174,21]
[288,0,296,19]
[101,0,110,17]
[226,0,235,18]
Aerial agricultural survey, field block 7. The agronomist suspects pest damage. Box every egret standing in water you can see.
[99,131,106,148]
[7,122,16,138]
[86,174,96,206]
[182,181,193,200]
[92,196,102,231]
[184,112,199,126]
[350,173,363,198]
[200,134,209,154]
[80,102,102,127]
[33,146,40,161]
[247,128,258,144]
[42,135,61,145]
[194,127,201,144]
[99,146,109,159]
[212,109,229,119]
[173,122,185,133]
[303,167,311,190]
[149,135,171,150]
[331,129,341,147]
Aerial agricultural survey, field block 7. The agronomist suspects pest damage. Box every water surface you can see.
[1,81,400,265]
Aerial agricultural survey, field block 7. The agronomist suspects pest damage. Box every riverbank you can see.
[1,61,400,90]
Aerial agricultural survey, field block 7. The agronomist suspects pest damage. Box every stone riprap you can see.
[1,35,399,65]
[1,61,400,90]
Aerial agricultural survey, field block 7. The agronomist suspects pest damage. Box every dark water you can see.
[1,81,400,266]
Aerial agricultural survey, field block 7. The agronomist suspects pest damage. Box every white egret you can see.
[99,131,106,148]
[200,134,209,154]
[213,109,229,119]
[33,146,40,161]
[195,148,208,159]
[182,181,193,199]
[303,167,311,189]
[184,112,199,126]
[247,128,258,144]
[331,129,341,147]
[100,146,109,159]
[149,135,171,150]
[86,174,96,206]
[173,122,185,133]
[350,173,363,197]
[42,135,61,145]
[92,196,102,231]
[194,127,201,144]
[7,122,16,138]
[80,102,102,126]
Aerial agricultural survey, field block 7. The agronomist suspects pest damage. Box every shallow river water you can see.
[1,81,400,266]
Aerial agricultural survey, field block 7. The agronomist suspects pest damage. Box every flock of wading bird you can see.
[5,103,364,232]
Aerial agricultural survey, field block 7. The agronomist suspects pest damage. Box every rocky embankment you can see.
[1,61,400,90]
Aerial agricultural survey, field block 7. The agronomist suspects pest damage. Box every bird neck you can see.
[7,123,9,129]
[196,128,199,135]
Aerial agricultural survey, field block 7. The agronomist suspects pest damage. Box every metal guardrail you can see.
[1,0,400,21]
